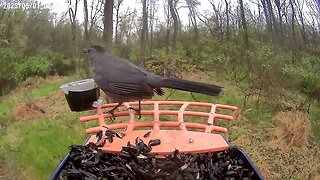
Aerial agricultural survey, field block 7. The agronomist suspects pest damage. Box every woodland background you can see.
[0,0,320,179]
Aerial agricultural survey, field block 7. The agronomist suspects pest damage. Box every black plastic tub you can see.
[50,137,264,180]
[60,79,100,112]
[50,136,92,180]
[234,147,264,180]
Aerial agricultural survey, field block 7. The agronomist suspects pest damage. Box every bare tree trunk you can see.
[210,1,223,43]
[309,15,318,47]
[149,0,157,53]
[289,0,296,61]
[83,0,89,45]
[261,0,272,32]
[225,0,230,40]
[0,79,3,96]
[239,0,249,49]
[306,0,320,46]
[81,0,90,76]
[290,0,295,41]
[165,28,170,55]
[114,0,124,47]
[164,0,171,55]
[274,0,284,43]
[186,0,199,44]
[197,12,215,38]
[104,0,114,52]
[296,0,307,45]
[5,12,13,44]
[68,0,79,72]
[89,0,103,36]
[169,0,178,56]
[140,0,148,60]
[266,0,277,34]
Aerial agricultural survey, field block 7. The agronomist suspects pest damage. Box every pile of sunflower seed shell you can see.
[58,134,256,180]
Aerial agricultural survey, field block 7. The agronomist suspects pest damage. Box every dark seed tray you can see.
[51,136,263,180]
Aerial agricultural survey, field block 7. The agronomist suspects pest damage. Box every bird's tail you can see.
[159,78,223,96]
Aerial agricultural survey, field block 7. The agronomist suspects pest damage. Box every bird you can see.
[83,45,223,119]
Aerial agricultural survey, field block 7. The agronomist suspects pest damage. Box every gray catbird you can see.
[83,45,222,118]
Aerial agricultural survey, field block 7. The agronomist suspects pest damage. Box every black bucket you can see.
[60,79,100,112]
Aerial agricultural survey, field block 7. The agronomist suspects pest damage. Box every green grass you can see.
[0,74,319,179]
[0,75,85,179]
[310,103,320,145]
[0,75,254,179]
[0,76,74,117]
[0,100,16,117]
[1,114,86,179]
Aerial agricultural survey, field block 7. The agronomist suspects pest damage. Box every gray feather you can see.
[84,45,222,103]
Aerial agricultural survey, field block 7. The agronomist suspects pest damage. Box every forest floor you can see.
[0,73,320,179]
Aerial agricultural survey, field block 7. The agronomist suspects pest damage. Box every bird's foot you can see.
[128,107,142,120]
[107,110,116,121]
[106,103,123,121]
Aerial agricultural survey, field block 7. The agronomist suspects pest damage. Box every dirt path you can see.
[0,158,17,180]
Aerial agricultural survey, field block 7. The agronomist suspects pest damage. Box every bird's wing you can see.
[93,53,147,82]
[108,82,154,99]
[108,82,151,94]
[92,53,154,98]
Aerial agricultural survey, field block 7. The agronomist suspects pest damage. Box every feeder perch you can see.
[81,101,237,154]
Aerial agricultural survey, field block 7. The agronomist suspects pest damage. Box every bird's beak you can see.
[82,48,89,53]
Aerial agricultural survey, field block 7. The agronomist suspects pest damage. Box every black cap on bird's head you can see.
[82,45,106,54]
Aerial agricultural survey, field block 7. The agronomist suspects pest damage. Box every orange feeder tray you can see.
[80,101,237,155]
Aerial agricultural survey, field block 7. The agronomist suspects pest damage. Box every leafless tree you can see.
[168,0,179,56]
[163,0,171,54]
[104,0,114,52]
[274,0,285,42]
[295,0,307,45]
[289,0,296,61]
[185,0,199,43]
[239,0,249,49]
[140,0,148,59]
[209,1,224,43]
[89,0,104,31]
[68,0,80,72]
[83,0,89,45]
[114,0,124,46]
[306,0,320,46]
[225,0,231,40]
[149,0,159,51]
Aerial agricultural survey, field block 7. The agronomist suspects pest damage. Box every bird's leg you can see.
[107,103,122,120]
[138,100,141,119]
[109,112,116,121]
[128,100,142,119]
